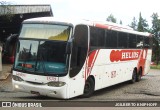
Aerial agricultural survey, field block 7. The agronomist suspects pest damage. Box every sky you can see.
[2,0,160,27]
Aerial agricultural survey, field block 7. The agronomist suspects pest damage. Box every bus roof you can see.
[23,17,152,37]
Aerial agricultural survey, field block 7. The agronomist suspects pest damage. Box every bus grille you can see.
[26,81,46,85]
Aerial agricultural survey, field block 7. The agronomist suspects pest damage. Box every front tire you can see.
[83,77,95,98]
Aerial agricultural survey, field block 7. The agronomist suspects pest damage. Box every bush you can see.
[150,64,160,69]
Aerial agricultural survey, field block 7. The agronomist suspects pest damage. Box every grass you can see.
[150,64,160,69]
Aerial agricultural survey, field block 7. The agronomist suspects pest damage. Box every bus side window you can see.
[90,27,105,48]
[105,30,118,48]
[118,32,128,48]
[144,37,150,48]
[69,25,88,78]
[136,35,144,48]
[128,34,137,48]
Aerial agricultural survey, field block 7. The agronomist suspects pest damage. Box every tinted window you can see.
[90,27,105,47]
[128,34,137,48]
[105,30,110,47]
[144,37,152,48]
[70,25,88,77]
[118,32,128,48]
[137,35,144,48]
[106,30,118,48]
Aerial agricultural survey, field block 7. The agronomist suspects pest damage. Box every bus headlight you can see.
[47,81,66,87]
[12,75,24,82]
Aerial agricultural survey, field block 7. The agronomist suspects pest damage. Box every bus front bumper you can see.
[12,80,69,99]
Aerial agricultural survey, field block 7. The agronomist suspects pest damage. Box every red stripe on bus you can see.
[95,24,109,29]
[85,50,97,80]
[85,50,99,80]
[137,49,148,75]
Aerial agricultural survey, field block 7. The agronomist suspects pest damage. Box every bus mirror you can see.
[4,34,18,55]
[66,38,73,54]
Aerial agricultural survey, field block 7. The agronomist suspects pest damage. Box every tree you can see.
[152,37,160,64]
[151,13,160,35]
[151,13,160,64]
[137,12,149,32]
[106,14,117,23]
[130,17,137,30]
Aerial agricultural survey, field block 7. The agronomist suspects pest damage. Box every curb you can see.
[0,64,12,80]
[0,72,11,80]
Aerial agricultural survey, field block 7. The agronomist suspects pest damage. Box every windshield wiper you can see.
[35,46,47,75]
[40,53,47,75]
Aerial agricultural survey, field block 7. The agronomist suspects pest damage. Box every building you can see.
[0,5,53,42]
[0,5,53,63]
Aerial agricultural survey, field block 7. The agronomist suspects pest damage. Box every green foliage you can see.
[106,14,117,23]
[130,17,137,30]
[137,12,149,32]
[150,64,160,69]
[151,13,160,64]
[151,13,160,33]
[129,13,149,32]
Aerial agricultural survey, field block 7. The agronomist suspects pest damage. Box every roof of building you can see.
[0,5,52,15]
[0,5,53,42]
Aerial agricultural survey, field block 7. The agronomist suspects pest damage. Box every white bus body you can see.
[12,17,152,99]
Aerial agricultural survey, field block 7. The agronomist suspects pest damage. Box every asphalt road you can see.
[0,69,160,102]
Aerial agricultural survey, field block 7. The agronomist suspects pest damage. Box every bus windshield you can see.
[14,24,71,76]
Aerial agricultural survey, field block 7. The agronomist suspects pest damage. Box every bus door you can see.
[68,25,89,97]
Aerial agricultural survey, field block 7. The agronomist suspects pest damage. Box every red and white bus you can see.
[12,17,152,99]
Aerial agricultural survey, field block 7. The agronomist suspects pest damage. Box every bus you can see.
[12,17,152,99]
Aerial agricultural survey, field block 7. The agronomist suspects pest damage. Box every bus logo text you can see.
[110,50,141,62]
[122,52,139,59]
[47,76,57,81]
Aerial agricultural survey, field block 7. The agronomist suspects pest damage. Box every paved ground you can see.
[0,64,12,79]
[0,64,13,92]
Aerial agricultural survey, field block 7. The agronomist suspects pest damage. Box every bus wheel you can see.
[130,69,136,83]
[136,69,142,82]
[83,77,95,98]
